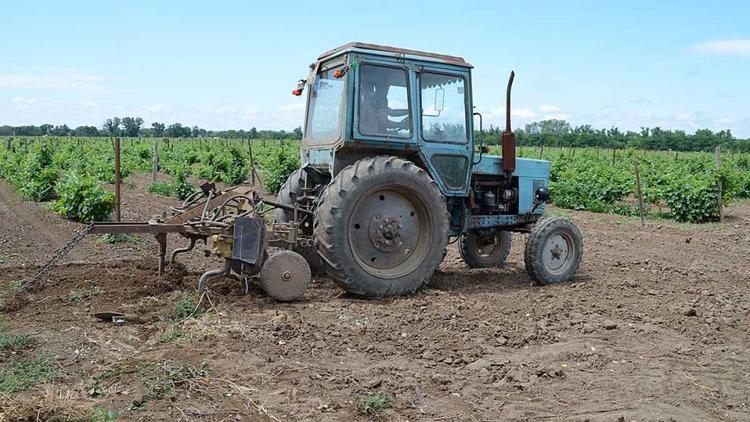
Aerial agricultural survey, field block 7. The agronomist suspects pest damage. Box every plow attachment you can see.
[30,183,313,302]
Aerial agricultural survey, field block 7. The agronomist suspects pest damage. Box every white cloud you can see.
[539,105,561,113]
[146,104,165,112]
[0,73,106,91]
[693,39,750,56]
[11,97,37,105]
[279,102,305,112]
[512,108,535,119]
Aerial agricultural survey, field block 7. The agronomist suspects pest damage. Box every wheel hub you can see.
[369,215,403,252]
[542,233,571,273]
[348,187,430,279]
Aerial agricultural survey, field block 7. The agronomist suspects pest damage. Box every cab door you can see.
[415,65,473,196]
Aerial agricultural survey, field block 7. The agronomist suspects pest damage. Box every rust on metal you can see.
[502,71,516,175]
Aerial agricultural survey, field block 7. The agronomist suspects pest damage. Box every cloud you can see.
[145,104,165,112]
[11,97,37,105]
[538,105,561,113]
[693,39,750,56]
[279,102,305,112]
[0,73,107,91]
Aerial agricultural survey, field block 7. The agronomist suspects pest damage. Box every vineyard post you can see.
[114,136,122,222]
[152,141,159,182]
[5,137,10,150]
[675,151,678,161]
[539,142,544,158]
[716,146,723,223]
[247,139,256,186]
[635,162,645,227]
[612,148,616,166]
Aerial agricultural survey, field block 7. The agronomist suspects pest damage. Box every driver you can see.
[360,69,409,135]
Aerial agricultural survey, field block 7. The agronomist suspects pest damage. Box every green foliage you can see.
[0,323,30,351]
[174,168,197,200]
[263,147,300,194]
[355,391,394,415]
[97,233,133,244]
[90,407,123,422]
[139,361,209,400]
[172,291,202,322]
[0,355,61,393]
[52,173,115,222]
[664,175,720,223]
[148,180,175,196]
[159,327,184,343]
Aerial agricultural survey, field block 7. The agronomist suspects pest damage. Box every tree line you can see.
[480,119,750,152]
[0,117,303,140]
[2,117,749,152]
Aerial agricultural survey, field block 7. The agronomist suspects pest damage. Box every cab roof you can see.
[317,42,473,68]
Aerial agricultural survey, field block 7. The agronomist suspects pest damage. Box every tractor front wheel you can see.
[459,229,512,268]
[524,217,583,285]
[314,156,449,297]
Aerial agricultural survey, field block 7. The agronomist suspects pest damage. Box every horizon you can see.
[1,1,748,136]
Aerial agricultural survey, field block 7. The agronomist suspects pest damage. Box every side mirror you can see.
[434,87,445,114]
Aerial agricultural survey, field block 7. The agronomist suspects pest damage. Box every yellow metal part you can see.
[210,234,234,258]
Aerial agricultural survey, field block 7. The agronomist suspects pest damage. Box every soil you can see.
[1,176,750,421]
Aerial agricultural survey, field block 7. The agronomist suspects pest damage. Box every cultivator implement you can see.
[25,183,314,302]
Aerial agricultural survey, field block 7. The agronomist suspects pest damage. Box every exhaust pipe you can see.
[502,71,516,176]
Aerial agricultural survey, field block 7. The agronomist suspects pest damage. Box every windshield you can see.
[305,66,345,144]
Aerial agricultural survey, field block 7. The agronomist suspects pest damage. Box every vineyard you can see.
[1,137,748,224]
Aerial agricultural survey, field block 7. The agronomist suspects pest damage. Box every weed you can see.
[0,323,31,351]
[66,286,102,302]
[90,407,122,422]
[355,391,394,416]
[0,355,61,393]
[97,233,134,244]
[139,360,209,400]
[0,280,21,300]
[159,327,184,343]
[148,180,175,197]
[172,291,202,322]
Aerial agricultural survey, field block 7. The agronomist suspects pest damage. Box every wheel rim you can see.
[475,233,501,258]
[348,186,432,279]
[541,231,575,275]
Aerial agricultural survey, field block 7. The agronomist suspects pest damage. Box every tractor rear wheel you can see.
[314,156,449,297]
[524,217,583,285]
[459,230,512,268]
[274,168,324,274]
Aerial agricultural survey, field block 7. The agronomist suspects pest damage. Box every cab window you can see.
[306,66,345,143]
[358,64,411,137]
[420,73,467,143]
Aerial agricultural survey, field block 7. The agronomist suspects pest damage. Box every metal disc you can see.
[260,250,311,301]
[542,232,574,275]
[347,186,432,279]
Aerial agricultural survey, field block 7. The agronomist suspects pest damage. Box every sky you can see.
[1,1,749,136]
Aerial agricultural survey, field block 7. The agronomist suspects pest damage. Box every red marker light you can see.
[292,79,306,96]
[333,66,349,79]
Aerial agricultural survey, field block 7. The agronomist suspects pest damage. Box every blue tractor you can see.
[276,42,583,297]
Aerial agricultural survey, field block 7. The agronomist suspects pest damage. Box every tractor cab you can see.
[297,42,475,196]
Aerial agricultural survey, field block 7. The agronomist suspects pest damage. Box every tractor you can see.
[36,42,581,303]
[275,42,584,297]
